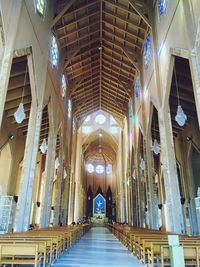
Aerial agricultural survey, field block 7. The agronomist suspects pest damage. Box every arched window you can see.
[61,74,67,98]
[87,164,94,173]
[158,0,167,16]
[68,99,72,119]
[135,75,140,98]
[51,35,59,67]
[85,115,91,122]
[96,165,104,174]
[95,114,106,125]
[143,34,151,68]
[35,0,46,17]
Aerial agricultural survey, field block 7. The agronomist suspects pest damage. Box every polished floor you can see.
[51,227,143,267]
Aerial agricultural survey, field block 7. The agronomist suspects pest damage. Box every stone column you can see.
[53,149,64,226]
[158,107,184,233]
[0,1,23,127]
[146,136,158,229]
[14,104,42,231]
[40,129,57,228]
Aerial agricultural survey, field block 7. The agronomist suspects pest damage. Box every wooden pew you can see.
[0,243,42,266]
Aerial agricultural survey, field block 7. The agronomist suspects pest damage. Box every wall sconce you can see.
[158,203,162,209]
[36,201,40,207]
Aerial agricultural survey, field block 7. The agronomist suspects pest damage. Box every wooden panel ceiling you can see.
[53,0,149,120]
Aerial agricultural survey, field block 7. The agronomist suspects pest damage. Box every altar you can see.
[91,193,107,226]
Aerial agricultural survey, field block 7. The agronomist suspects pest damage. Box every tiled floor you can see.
[51,227,143,267]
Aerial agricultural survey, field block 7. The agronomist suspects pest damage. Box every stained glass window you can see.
[158,0,167,16]
[96,165,104,174]
[61,74,67,98]
[143,34,151,68]
[95,114,106,124]
[87,164,94,173]
[73,117,76,134]
[106,164,112,174]
[51,35,59,67]
[68,99,72,119]
[36,0,46,17]
[135,75,140,98]
[82,126,92,134]
[85,115,91,122]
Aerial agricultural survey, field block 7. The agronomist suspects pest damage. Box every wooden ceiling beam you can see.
[65,36,100,57]
[102,57,135,78]
[103,50,135,72]
[4,96,32,111]
[77,104,99,117]
[66,51,99,70]
[72,85,99,100]
[102,80,129,99]
[68,64,100,80]
[101,96,127,114]
[61,29,100,48]
[101,103,124,117]
[6,89,31,102]
[102,69,129,86]
[102,85,129,102]
[129,0,151,29]
[58,20,100,40]
[74,74,100,91]
[7,107,31,118]
[102,75,127,93]
[72,80,99,97]
[52,0,76,27]
[102,64,131,83]
[56,0,99,26]
[103,36,141,71]
[103,26,141,50]
[65,47,99,67]
[67,58,100,76]
[74,96,99,109]
[103,18,144,43]
[58,10,100,30]
[103,9,146,32]
[63,48,80,70]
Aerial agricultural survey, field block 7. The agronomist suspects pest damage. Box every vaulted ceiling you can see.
[53,0,150,121]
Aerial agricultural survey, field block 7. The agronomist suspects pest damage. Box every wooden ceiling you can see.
[53,0,149,120]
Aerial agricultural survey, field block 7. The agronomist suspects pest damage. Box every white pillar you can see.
[53,150,64,225]
[158,108,184,233]
[40,129,56,228]
[14,105,42,231]
[0,1,22,127]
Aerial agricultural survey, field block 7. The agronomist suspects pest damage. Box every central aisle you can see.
[51,227,143,267]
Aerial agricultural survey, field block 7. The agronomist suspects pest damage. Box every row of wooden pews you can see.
[107,224,200,267]
[0,224,91,266]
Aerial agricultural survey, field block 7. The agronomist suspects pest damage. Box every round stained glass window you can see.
[87,164,94,173]
[95,114,106,125]
[96,165,104,174]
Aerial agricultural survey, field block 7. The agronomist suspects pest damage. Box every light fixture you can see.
[151,139,161,155]
[40,111,48,154]
[140,158,145,171]
[174,64,187,127]
[55,157,60,169]
[175,105,187,127]
[151,110,160,155]
[14,103,26,124]
[64,168,67,179]
[99,132,103,137]
[40,138,48,154]
[14,64,28,124]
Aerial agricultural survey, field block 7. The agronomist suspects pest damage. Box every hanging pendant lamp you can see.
[174,64,187,126]
[140,158,145,171]
[14,64,28,124]
[40,138,48,154]
[151,139,161,155]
